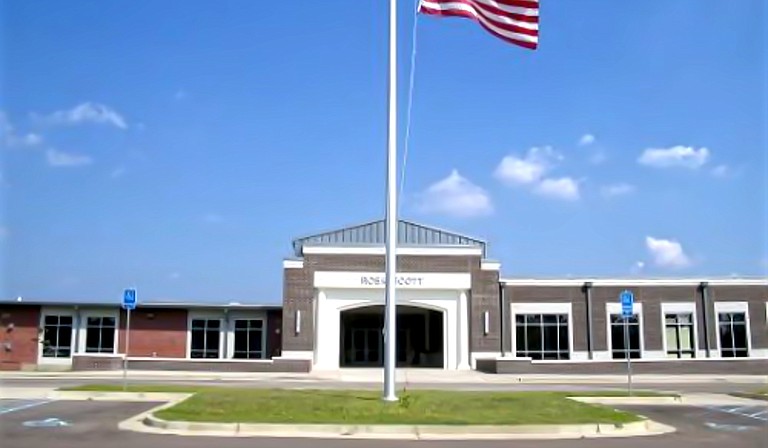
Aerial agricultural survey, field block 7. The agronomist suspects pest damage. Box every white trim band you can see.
[501,278,768,287]
[302,245,483,256]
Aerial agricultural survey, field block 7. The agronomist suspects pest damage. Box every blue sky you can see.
[1,1,766,304]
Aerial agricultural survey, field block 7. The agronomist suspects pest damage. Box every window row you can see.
[41,315,116,358]
[189,318,265,359]
[39,314,266,360]
[513,306,754,360]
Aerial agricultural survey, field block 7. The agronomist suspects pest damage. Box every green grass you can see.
[152,389,641,425]
[60,385,673,425]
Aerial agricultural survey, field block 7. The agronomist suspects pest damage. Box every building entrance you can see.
[339,305,444,368]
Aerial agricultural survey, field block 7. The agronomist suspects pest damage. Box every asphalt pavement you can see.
[1,398,766,448]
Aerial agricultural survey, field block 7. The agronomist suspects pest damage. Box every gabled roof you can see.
[292,218,487,257]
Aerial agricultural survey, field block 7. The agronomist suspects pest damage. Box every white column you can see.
[457,291,470,370]
[313,291,324,367]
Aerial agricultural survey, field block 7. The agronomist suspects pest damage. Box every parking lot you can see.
[0,397,765,448]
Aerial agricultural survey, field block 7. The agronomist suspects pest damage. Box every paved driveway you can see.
[1,399,766,448]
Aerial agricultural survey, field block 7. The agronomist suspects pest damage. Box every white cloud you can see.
[579,134,595,146]
[601,183,636,198]
[710,164,736,178]
[46,148,93,167]
[645,236,691,268]
[533,177,580,201]
[416,169,493,218]
[630,260,645,274]
[494,146,561,186]
[638,145,709,169]
[169,272,181,280]
[38,102,127,129]
[589,151,607,165]
[110,167,126,178]
[1,111,44,148]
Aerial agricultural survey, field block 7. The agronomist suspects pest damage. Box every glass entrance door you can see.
[347,327,382,366]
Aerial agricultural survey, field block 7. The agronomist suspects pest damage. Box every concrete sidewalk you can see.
[1,369,766,384]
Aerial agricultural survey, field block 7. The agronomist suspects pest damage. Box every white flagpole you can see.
[383,0,398,402]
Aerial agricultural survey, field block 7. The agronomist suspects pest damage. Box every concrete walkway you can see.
[1,369,766,384]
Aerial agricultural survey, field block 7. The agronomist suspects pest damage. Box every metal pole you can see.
[122,308,131,391]
[624,316,632,396]
[382,0,398,402]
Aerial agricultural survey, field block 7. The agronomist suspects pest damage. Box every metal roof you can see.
[291,218,488,257]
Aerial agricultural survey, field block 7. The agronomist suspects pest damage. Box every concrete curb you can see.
[136,413,675,440]
[110,395,679,440]
[0,388,193,403]
[569,396,685,405]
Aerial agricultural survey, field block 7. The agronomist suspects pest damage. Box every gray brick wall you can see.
[501,283,767,359]
[470,268,500,354]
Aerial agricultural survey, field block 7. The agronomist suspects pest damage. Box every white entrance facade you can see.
[312,271,472,371]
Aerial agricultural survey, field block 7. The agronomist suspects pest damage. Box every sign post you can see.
[620,289,634,396]
[122,288,137,392]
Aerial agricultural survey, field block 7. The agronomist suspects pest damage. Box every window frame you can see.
[714,301,751,358]
[78,309,120,355]
[225,311,268,360]
[186,313,224,359]
[510,303,573,361]
[605,302,644,360]
[660,302,698,359]
[38,308,75,364]
[231,318,267,360]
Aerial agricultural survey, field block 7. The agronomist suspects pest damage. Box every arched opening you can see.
[339,305,444,368]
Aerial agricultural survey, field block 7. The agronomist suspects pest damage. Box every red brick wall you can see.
[117,308,187,358]
[0,305,40,370]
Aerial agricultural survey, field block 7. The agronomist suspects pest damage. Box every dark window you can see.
[85,316,116,353]
[233,319,264,359]
[515,314,569,360]
[665,313,695,358]
[42,315,73,358]
[718,312,748,358]
[610,314,641,359]
[190,319,221,358]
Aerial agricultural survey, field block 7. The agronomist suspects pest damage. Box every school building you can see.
[1,219,766,374]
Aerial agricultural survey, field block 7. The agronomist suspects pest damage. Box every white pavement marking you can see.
[706,405,768,422]
[0,399,53,415]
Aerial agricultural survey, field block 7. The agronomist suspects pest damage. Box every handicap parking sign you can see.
[122,289,137,310]
[620,290,634,318]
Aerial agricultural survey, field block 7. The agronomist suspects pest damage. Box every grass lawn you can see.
[62,385,645,425]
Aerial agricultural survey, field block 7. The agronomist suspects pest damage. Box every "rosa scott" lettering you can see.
[360,276,424,287]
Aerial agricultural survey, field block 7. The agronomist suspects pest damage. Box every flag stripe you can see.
[419,0,539,48]
[461,0,539,17]
[427,0,539,34]
[432,0,539,30]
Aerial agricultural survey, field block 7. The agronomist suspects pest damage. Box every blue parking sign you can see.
[123,288,137,310]
[620,290,634,318]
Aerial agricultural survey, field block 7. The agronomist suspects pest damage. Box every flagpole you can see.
[382,0,398,402]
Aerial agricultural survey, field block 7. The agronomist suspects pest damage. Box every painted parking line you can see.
[706,405,768,422]
[0,399,53,416]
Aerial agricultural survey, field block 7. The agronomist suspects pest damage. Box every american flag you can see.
[418,0,539,50]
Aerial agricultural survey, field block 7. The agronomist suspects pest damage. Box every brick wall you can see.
[470,267,500,354]
[117,308,187,358]
[281,254,483,353]
[267,309,283,358]
[0,305,40,370]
